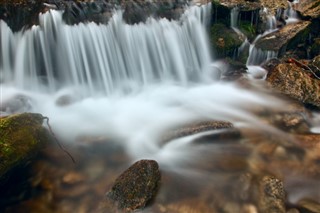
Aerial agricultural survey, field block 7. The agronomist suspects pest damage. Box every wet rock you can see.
[296,0,320,19]
[258,175,286,213]
[62,171,86,185]
[221,58,248,81]
[309,55,320,77]
[255,21,311,57]
[106,159,161,212]
[153,199,215,213]
[162,120,235,142]
[0,0,45,32]
[259,0,288,15]
[211,24,246,58]
[266,61,320,107]
[0,94,33,115]
[297,198,320,213]
[269,112,311,133]
[310,39,320,58]
[62,1,115,25]
[0,113,51,181]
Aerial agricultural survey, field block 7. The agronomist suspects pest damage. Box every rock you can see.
[210,24,246,58]
[153,199,216,213]
[259,0,288,15]
[106,159,161,212]
[0,94,33,115]
[309,55,320,77]
[255,21,311,57]
[310,38,320,58]
[297,198,320,213]
[0,113,51,181]
[258,175,286,213]
[266,61,320,107]
[161,120,235,142]
[296,0,320,19]
[269,112,311,133]
[0,0,45,32]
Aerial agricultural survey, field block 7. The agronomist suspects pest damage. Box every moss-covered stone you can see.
[210,23,245,58]
[0,113,50,181]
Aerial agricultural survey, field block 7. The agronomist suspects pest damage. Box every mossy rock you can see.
[0,113,51,182]
[210,23,245,58]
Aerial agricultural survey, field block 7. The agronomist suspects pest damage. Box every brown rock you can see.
[106,159,161,212]
[297,198,320,213]
[296,0,320,18]
[258,175,286,213]
[266,62,320,107]
[255,21,311,56]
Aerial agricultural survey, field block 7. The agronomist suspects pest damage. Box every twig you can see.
[43,116,76,164]
[288,58,320,80]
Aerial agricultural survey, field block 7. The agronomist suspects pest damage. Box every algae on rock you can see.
[0,113,51,181]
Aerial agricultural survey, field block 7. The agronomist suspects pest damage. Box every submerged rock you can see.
[297,198,320,213]
[0,113,50,181]
[106,159,161,212]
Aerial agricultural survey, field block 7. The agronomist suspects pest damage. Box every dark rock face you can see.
[0,0,45,32]
[107,159,161,212]
[266,60,320,107]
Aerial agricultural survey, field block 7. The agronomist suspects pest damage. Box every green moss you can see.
[210,23,245,58]
[0,113,50,180]
[239,21,256,40]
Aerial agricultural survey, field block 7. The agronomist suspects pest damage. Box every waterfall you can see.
[285,0,300,24]
[0,6,212,95]
[246,35,277,66]
[230,6,240,29]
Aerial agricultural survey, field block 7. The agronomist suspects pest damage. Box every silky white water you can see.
[1,4,320,211]
[0,5,288,159]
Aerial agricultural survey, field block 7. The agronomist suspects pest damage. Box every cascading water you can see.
[1,7,213,95]
[0,3,281,151]
[239,8,277,78]
[285,0,300,24]
[1,3,320,212]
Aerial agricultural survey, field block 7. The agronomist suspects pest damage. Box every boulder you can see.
[0,113,50,181]
[255,21,311,57]
[106,159,161,212]
[266,60,320,107]
[211,24,246,58]
[296,0,320,19]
